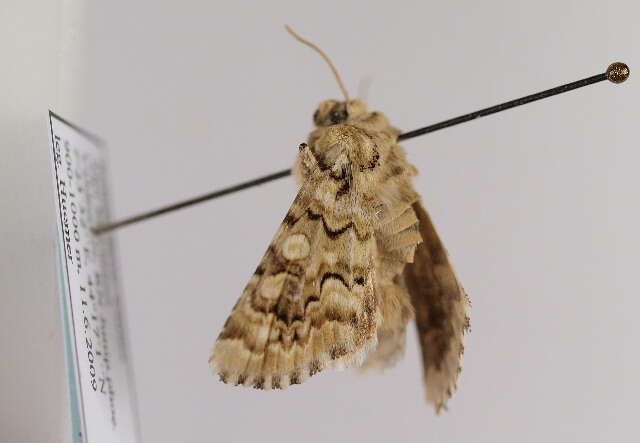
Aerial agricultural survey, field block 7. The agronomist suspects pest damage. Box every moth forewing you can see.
[209,141,381,389]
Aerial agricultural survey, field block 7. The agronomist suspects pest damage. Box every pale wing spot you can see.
[325,290,359,312]
[255,322,271,343]
[323,251,337,265]
[282,234,310,260]
[314,181,335,207]
[322,279,359,311]
[259,273,287,300]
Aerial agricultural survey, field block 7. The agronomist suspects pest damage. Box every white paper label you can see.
[48,111,139,443]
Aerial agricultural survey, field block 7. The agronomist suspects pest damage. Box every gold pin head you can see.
[606,62,630,84]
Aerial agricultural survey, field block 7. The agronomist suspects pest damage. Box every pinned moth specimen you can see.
[209,26,470,412]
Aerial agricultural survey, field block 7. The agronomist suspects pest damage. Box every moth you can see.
[209,27,470,412]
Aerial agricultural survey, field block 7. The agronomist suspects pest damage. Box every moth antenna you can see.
[285,25,350,103]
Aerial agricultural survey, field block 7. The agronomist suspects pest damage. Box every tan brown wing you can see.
[403,201,470,412]
[357,278,414,372]
[209,145,380,389]
[359,208,422,372]
[359,145,423,372]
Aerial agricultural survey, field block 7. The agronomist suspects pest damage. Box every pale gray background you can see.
[2,1,639,442]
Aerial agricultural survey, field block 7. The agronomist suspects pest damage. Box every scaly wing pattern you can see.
[403,201,470,412]
[209,145,380,389]
[359,144,422,371]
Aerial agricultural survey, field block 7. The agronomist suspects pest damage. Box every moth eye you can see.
[329,109,347,125]
[313,110,319,122]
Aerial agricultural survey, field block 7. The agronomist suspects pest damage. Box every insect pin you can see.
[208,26,470,412]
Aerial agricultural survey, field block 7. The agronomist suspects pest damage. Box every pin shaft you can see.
[397,73,607,141]
[92,169,292,235]
[93,63,628,235]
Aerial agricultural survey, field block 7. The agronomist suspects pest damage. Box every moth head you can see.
[313,99,368,127]
[285,27,368,128]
